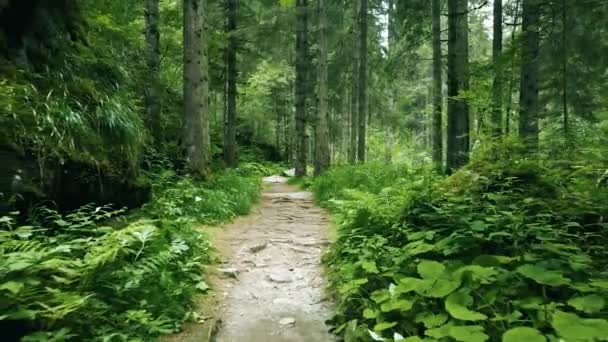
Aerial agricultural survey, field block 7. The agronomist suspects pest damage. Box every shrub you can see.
[316,160,608,342]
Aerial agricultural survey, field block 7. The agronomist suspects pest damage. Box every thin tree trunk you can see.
[349,2,359,165]
[431,0,443,169]
[446,0,470,172]
[384,0,395,165]
[223,0,238,167]
[314,0,330,176]
[183,0,209,177]
[357,0,368,163]
[295,0,308,177]
[562,0,569,140]
[144,0,162,148]
[518,0,541,150]
[491,0,503,137]
[505,0,521,136]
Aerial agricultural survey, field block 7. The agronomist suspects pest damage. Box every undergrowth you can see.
[0,165,264,341]
[314,154,608,341]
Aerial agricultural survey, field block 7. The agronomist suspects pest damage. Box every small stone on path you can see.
[279,317,296,326]
[217,267,239,278]
[248,241,268,253]
[267,271,293,283]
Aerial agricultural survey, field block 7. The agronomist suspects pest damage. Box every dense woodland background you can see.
[1,0,607,341]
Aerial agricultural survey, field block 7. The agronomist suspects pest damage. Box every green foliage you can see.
[314,158,608,341]
[0,205,208,340]
[0,167,262,340]
[143,168,261,225]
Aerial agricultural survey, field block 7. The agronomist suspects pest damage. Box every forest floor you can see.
[165,176,335,342]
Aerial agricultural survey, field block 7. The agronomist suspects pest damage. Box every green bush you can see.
[315,160,608,342]
[0,205,209,341]
[0,168,263,341]
[143,168,261,225]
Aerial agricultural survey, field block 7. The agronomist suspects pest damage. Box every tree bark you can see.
[357,0,368,163]
[385,0,395,165]
[491,0,503,137]
[446,0,470,172]
[314,0,330,176]
[223,0,238,167]
[295,0,308,177]
[561,0,568,139]
[431,0,443,169]
[183,0,210,177]
[518,0,540,150]
[144,0,162,148]
[349,2,359,165]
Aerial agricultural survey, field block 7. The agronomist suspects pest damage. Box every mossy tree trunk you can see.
[349,2,359,165]
[144,0,162,148]
[431,0,443,169]
[446,0,470,172]
[491,0,503,138]
[314,0,330,176]
[223,0,238,167]
[518,0,540,150]
[183,0,209,177]
[295,0,308,177]
[357,0,367,163]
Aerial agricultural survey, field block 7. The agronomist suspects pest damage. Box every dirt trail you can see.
[166,176,334,342]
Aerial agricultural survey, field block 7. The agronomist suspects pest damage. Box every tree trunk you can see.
[295,0,308,177]
[446,0,470,172]
[431,0,443,169]
[491,0,503,137]
[561,0,569,140]
[183,0,210,177]
[357,0,368,163]
[314,0,330,176]
[144,0,162,148]
[504,0,521,136]
[518,0,541,150]
[223,0,238,167]
[349,2,359,165]
[385,0,395,165]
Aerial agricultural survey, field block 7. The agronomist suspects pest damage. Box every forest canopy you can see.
[1,0,607,341]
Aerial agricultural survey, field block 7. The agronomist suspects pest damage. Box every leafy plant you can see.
[315,159,608,341]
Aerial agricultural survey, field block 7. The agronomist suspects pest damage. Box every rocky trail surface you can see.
[166,176,334,342]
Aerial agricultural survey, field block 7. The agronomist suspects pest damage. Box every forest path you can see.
[166,176,334,342]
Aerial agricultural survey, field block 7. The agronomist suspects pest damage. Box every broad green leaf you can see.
[418,260,445,280]
[363,308,379,319]
[195,281,209,292]
[361,260,380,274]
[502,327,545,342]
[552,310,608,341]
[472,255,514,267]
[516,264,570,286]
[372,289,391,303]
[426,322,452,339]
[369,329,385,341]
[380,298,414,313]
[445,291,487,321]
[402,337,422,342]
[456,265,498,284]
[415,312,448,328]
[374,321,397,331]
[339,278,368,294]
[404,240,435,256]
[448,325,488,342]
[396,277,423,294]
[568,295,605,314]
[0,281,24,294]
[416,277,461,298]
